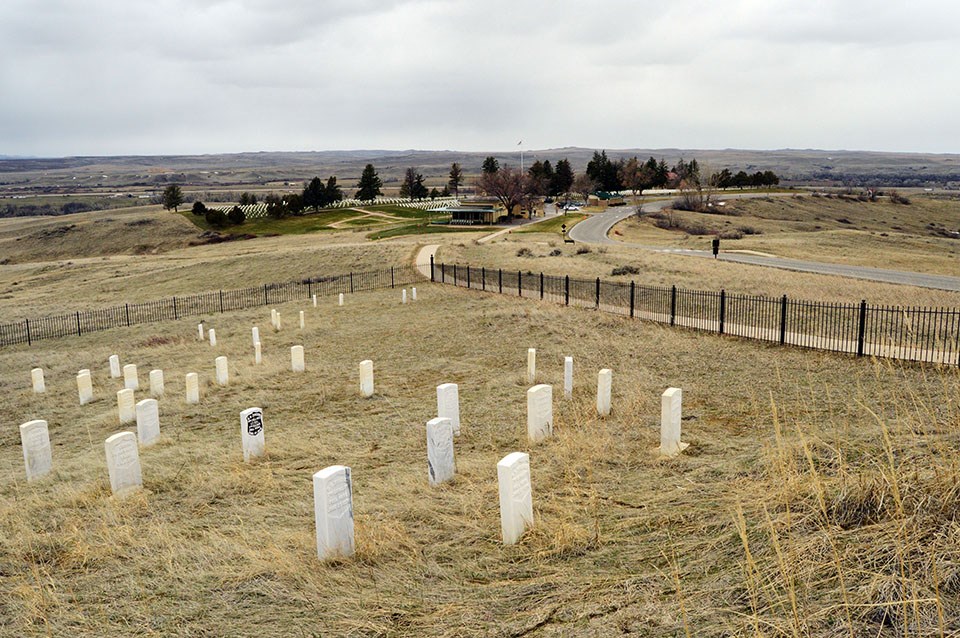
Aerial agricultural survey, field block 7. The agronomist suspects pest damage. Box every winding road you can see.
[568,196,960,292]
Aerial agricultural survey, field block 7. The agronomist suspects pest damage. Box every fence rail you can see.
[0,266,421,347]
[429,258,960,366]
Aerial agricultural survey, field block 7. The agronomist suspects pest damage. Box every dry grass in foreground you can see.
[1,282,959,637]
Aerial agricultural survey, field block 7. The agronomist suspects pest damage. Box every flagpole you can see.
[518,140,524,173]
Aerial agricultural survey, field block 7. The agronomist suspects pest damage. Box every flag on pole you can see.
[517,140,522,146]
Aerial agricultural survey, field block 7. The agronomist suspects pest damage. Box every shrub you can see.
[719,229,744,240]
[549,249,562,257]
[192,201,207,216]
[611,265,640,276]
[204,208,229,229]
[575,246,591,255]
[516,247,534,257]
[227,206,246,225]
[737,225,762,235]
[889,191,911,205]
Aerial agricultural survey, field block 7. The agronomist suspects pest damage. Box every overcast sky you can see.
[2,0,958,157]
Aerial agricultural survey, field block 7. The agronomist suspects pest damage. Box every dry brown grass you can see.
[615,194,960,275]
[2,278,959,637]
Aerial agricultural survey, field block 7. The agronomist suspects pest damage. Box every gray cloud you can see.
[1,0,958,155]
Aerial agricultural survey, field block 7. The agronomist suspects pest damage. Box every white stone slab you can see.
[527,348,536,384]
[426,417,455,486]
[254,341,262,365]
[20,419,52,481]
[77,370,93,405]
[526,384,553,443]
[412,287,417,301]
[104,431,142,497]
[338,292,344,306]
[31,367,45,393]
[136,398,160,446]
[252,326,260,346]
[299,310,305,329]
[436,383,461,435]
[597,369,612,417]
[275,313,281,331]
[563,356,573,399]
[240,407,265,462]
[312,294,317,307]
[660,387,688,457]
[185,372,200,404]
[117,388,135,424]
[402,289,407,304]
[149,369,164,397]
[109,354,121,378]
[497,452,533,545]
[313,465,355,560]
[215,356,228,386]
[209,328,217,347]
[198,323,204,341]
[123,364,139,390]
[270,309,277,328]
[359,360,374,397]
[291,346,305,372]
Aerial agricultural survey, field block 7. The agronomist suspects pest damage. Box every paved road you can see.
[569,195,960,292]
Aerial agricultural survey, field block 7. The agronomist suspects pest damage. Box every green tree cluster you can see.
[399,167,429,200]
[355,164,383,201]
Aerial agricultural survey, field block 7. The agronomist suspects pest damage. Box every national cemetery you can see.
[2,235,959,636]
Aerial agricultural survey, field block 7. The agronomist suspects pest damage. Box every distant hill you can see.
[2,148,959,190]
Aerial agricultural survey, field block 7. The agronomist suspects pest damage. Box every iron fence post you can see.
[565,275,569,306]
[125,303,130,326]
[518,271,522,297]
[779,294,788,345]
[350,272,354,293]
[670,286,677,326]
[595,278,600,309]
[26,318,31,346]
[482,267,486,290]
[467,266,471,289]
[391,267,395,288]
[857,299,867,356]
[540,273,544,299]
[173,297,178,320]
[454,264,458,286]
[219,291,224,313]
[441,263,445,284]
[76,311,81,336]
[430,255,435,282]
[719,289,726,335]
[264,284,268,306]
[498,268,502,294]
[630,281,635,318]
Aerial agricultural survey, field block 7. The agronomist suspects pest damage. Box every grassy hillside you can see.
[2,280,958,636]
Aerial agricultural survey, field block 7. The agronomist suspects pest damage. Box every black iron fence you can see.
[0,266,420,347]
[428,257,960,366]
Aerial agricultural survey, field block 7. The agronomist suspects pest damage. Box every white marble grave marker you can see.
[215,356,229,386]
[660,387,688,457]
[497,452,533,545]
[117,388,135,424]
[312,294,317,307]
[123,364,139,390]
[104,431,142,497]
[527,348,536,384]
[109,354,121,378]
[252,326,260,346]
[240,407,265,462]
[291,346,305,372]
[359,360,374,397]
[563,356,573,399]
[299,310,305,329]
[198,323,204,341]
[77,370,93,405]
[275,313,281,331]
[185,372,200,404]
[436,383,460,435]
[209,328,217,347]
[426,417,455,486]
[31,367,45,393]
[254,341,262,365]
[149,369,164,397]
[136,398,160,446]
[412,287,417,301]
[338,293,344,306]
[402,289,407,304]
[597,369,612,417]
[20,419,52,481]
[527,384,553,443]
[270,309,277,328]
[313,465,355,560]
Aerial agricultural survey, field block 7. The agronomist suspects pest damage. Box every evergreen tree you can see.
[162,184,184,212]
[324,176,343,205]
[191,201,207,216]
[481,156,499,174]
[552,158,574,195]
[448,162,464,197]
[302,177,325,210]
[354,164,383,201]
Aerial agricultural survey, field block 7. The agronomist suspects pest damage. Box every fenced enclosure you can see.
[429,259,960,366]
[0,266,420,347]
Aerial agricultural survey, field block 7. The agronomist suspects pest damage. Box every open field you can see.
[3,276,959,637]
[615,194,960,275]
